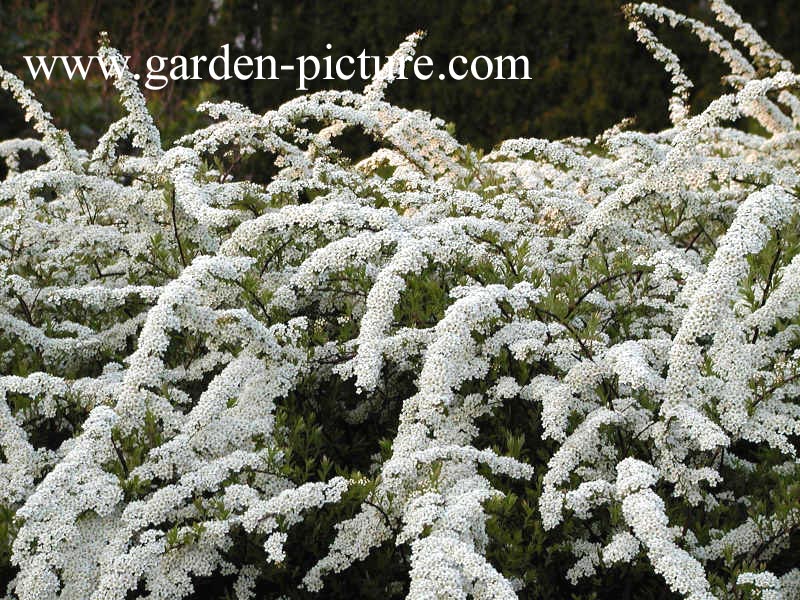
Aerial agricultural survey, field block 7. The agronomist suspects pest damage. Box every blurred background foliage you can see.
[0,0,799,151]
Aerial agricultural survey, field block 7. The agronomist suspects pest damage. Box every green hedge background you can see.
[1,1,799,150]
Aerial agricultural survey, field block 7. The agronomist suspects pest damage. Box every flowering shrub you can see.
[1,2,799,598]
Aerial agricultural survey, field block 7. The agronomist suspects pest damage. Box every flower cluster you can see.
[1,2,799,598]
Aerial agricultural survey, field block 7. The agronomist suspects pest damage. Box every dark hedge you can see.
[1,0,798,150]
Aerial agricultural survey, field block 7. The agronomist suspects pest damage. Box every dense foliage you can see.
[1,2,799,599]
[3,0,800,150]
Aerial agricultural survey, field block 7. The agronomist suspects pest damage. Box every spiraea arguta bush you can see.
[0,2,799,598]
